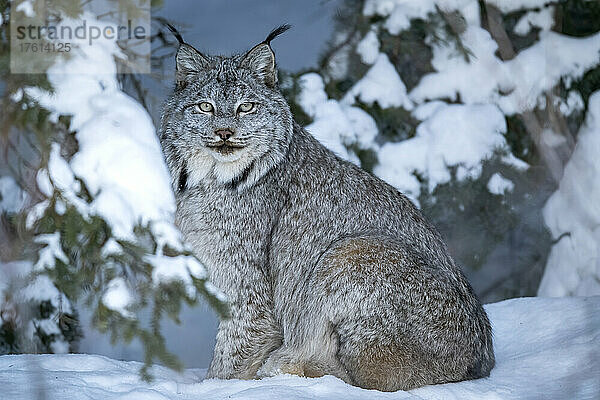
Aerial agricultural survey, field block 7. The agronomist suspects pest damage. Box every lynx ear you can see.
[241,24,291,87]
[175,43,210,84]
[241,43,277,87]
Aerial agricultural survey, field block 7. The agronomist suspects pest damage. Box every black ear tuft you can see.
[264,24,291,46]
[159,19,210,87]
[157,17,185,45]
[165,22,185,45]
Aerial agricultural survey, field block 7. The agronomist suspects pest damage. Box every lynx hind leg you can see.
[314,235,494,391]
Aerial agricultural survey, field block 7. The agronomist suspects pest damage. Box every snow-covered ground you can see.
[1,296,598,400]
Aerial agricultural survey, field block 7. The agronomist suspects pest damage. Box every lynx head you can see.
[160,25,293,191]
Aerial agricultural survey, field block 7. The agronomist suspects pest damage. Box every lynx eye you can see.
[194,102,214,114]
[237,102,255,114]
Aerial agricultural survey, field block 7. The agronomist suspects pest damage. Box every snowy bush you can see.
[1,178,80,354]
[0,260,81,355]
[282,0,600,301]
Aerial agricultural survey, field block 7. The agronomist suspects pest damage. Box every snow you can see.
[298,7,545,208]
[25,200,49,230]
[486,0,553,13]
[541,128,567,148]
[362,0,554,21]
[19,273,73,315]
[501,154,529,171]
[487,173,515,195]
[33,232,68,271]
[15,0,35,17]
[101,238,123,257]
[343,53,413,110]
[298,73,329,117]
[498,31,600,115]
[514,7,554,36]
[299,73,378,163]
[44,144,90,218]
[557,90,584,116]
[363,0,484,34]
[9,88,22,103]
[300,2,592,213]
[148,255,209,298]
[1,296,598,399]
[374,103,509,204]
[102,278,134,318]
[326,32,353,81]
[410,26,600,115]
[363,0,464,34]
[539,91,600,297]
[356,29,380,65]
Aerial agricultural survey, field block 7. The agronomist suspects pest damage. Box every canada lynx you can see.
[159,25,494,391]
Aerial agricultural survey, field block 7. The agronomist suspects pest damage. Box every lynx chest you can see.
[174,183,281,293]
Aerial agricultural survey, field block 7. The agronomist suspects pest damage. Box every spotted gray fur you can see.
[159,26,495,391]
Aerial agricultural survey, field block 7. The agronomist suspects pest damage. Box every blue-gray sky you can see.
[156,0,342,71]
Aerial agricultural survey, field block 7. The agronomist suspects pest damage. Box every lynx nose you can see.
[215,129,234,140]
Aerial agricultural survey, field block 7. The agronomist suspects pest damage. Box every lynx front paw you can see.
[257,348,330,379]
[257,348,303,378]
[257,361,305,378]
